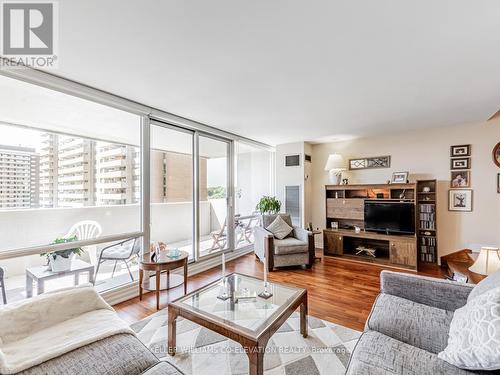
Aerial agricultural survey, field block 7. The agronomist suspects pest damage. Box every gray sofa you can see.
[254,214,315,270]
[346,271,499,375]
[17,333,184,375]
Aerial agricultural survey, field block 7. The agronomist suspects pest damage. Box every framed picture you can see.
[450,157,470,170]
[450,170,470,188]
[497,173,500,193]
[493,141,500,168]
[450,144,471,157]
[348,156,391,170]
[391,171,409,184]
[448,189,473,212]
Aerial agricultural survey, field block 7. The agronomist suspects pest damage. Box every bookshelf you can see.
[416,180,438,264]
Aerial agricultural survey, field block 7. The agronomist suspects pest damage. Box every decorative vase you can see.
[49,254,73,272]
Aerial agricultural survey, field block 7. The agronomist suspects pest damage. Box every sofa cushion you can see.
[262,214,293,229]
[367,293,454,354]
[468,268,500,302]
[266,215,293,240]
[18,334,160,375]
[346,330,488,375]
[439,287,500,371]
[273,237,308,255]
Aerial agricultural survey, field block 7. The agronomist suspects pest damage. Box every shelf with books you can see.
[416,180,438,264]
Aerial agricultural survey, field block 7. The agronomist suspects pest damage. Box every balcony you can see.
[59,156,86,167]
[0,199,256,304]
[98,170,127,178]
[97,147,126,158]
[97,159,127,169]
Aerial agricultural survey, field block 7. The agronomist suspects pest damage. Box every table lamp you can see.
[324,154,346,185]
[469,246,500,275]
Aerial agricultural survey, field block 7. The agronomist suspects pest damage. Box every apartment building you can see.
[57,136,95,208]
[0,145,40,209]
[95,142,140,205]
[39,133,58,207]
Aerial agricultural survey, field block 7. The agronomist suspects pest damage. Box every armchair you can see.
[254,214,315,271]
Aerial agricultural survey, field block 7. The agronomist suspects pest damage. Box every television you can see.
[364,201,415,235]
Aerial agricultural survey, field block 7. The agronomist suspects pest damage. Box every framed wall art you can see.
[448,189,473,212]
[450,157,470,170]
[348,156,391,170]
[450,145,471,157]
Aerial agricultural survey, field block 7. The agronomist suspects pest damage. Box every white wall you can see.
[311,120,500,258]
[275,142,305,226]
[304,142,313,228]
[236,149,272,216]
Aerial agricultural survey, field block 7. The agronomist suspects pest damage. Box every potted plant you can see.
[256,196,282,215]
[41,235,83,272]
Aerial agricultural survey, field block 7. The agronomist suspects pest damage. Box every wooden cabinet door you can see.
[390,240,417,268]
[326,198,364,220]
[324,232,343,256]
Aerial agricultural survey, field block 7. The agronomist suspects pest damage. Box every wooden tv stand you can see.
[323,228,417,271]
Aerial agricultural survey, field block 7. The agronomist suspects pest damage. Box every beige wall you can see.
[311,120,500,259]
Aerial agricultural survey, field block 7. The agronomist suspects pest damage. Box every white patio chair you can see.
[65,220,102,265]
[65,220,102,241]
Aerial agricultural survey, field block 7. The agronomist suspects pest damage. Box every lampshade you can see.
[469,247,500,276]
[324,154,346,171]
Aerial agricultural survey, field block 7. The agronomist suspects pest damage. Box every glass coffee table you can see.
[167,273,308,375]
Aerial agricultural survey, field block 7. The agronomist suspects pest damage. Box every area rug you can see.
[131,309,361,375]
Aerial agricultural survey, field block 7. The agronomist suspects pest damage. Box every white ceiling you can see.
[41,0,500,145]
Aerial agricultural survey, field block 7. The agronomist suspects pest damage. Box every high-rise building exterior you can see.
[1,132,207,210]
[57,136,95,208]
[0,145,40,209]
[95,142,139,205]
[39,133,58,207]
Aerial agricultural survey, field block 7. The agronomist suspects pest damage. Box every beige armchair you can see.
[254,214,315,271]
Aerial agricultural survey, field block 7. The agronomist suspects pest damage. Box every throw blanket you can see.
[0,285,133,374]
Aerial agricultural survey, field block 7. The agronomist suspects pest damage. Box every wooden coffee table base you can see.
[168,292,308,375]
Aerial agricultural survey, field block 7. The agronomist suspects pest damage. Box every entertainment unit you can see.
[323,183,423,271]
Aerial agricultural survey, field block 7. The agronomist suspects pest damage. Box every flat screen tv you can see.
[364,201,415,235]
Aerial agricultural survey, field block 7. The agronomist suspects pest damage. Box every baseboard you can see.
[102,246,254,305]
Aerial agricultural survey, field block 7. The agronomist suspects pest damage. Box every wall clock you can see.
[493,141,500,168]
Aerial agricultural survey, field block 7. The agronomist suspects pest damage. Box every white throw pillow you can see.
[266,216,293,240]
[438,287,500,370]
[468,268,500,302]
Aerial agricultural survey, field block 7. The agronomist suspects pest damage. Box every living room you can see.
[0,1,499,375]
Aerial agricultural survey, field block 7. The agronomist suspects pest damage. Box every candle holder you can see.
[217,252,230,300]
[258,282,273,299]
[217,277,230,300]
[258,256,273,299]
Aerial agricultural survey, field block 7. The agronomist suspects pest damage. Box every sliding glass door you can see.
[198,134,231,257]
[149,123,195,260]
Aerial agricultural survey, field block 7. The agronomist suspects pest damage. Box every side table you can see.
[139,251,189,310]
[312,230,322,262]
[26,259,95,298]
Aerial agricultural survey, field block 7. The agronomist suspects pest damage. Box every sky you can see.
[0,124,41,150]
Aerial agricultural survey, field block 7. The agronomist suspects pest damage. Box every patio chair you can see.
[236,213,259,244]
[210,218,228,252]
[0,267,6,304]
[95,237,141,282]
[65,220,102,265]
[66,220,102,241]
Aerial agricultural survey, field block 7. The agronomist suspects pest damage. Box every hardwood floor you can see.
[114,251,445,331]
